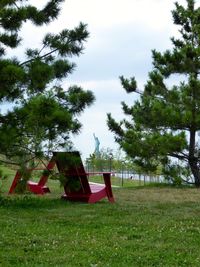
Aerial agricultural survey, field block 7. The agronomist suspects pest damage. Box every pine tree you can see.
[0,1,95,160]
[107,0,200,186]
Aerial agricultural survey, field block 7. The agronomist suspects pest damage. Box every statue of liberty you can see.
[93,133,100,156]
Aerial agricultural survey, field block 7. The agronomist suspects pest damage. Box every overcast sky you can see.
[63,0,186,159]
[10,0,187,159]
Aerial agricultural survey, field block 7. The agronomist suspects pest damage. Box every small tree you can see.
[0,1,95,161]
[107,0,200,186]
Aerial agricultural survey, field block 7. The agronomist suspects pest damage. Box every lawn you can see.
[1,168,200,266]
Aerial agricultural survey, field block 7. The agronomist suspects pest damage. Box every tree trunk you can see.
[189,128,200,187]
[189,160,200,187]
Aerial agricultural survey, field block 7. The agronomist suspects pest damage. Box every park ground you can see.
[1,169,200,266]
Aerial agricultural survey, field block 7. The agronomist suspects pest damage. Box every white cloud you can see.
[60,0,176,31]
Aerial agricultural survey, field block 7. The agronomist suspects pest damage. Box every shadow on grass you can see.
[0,194,79,209]
[0,194,111,210]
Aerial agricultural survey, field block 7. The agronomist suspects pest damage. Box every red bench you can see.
[9,151,115,203]
[9,159,55,194]
[53,151,115,203]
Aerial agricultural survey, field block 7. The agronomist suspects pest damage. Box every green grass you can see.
[1,172,200,267]
[0,165,15,175]
[0,164,16,193]
[0,167,200,266]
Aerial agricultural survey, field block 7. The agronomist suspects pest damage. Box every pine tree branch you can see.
[0,158,19,166]
[13,3,19,9]
[133,89,143,96]
[38,44,46,56]
[20,48,58,66]
[168,152,188,160]
[129,83,172,103]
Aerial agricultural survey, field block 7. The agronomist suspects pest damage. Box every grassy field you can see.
[1,167,200,266]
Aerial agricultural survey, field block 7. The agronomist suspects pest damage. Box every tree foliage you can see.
[107,0,200,186]
[0,1,95,161]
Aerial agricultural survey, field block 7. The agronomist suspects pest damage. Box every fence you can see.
[85,163,165,187]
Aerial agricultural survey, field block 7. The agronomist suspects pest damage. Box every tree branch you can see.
[13,3,20,9]
[0,158,19,166]
[168,152,188,160]
[20,48,58,66]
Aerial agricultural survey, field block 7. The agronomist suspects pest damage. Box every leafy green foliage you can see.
[0,1,95,162]
[107,0,200,186]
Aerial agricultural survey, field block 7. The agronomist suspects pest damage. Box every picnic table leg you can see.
[103,173,115,203]
[9,171,21,194]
